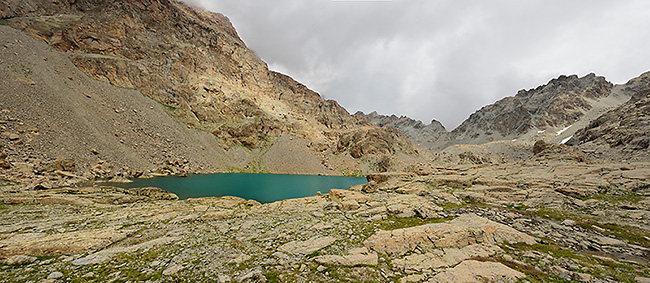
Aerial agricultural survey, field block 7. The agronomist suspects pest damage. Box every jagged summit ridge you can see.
[362,71,649,155]
[356,111,448,148]
[451,73,613,143]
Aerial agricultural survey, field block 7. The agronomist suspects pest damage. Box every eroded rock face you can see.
[364,214,536,256]
[451,73,613,143]
[357,111,449,149]
[337,127,417,158]
[569,86,650,155]
[0,0,415,159]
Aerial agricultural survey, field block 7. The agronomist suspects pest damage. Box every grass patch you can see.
[507,242,647,282]
[523,207,650,248]
[581,222,650,247]
[264,270,281,283]
[584,192,645,204]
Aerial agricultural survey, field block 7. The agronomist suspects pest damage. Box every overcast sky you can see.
[181,0,650,130]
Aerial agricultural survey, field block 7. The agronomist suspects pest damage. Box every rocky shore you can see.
[1,154,648,282]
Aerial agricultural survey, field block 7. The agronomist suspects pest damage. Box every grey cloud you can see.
[181,0,650,129]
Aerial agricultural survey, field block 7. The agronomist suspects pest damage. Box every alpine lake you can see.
[105,173,368,203]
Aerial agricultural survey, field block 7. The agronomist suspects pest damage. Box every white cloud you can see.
[181,0,650,129]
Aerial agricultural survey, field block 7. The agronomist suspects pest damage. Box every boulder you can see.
[3,254,37,265]
[533,140,547,155]
[278,236,336,255]
[364,214,536,256]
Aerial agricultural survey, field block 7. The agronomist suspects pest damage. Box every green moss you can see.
[523,206,650,247]
[584,222,650,247]
[507,242,647,282]
[264,270,281,283]
[587,192,645,204]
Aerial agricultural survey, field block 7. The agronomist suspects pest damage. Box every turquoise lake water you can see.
[110,173,367,203]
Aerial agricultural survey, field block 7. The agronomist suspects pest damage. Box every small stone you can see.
[162,264,183,275]
[47,271,64,279]
[317,265,327,272]
[8,133,19,140]
[572,272,593,282]
[217,274,232,283]
[150,260,162,267]
[561,219,576,226]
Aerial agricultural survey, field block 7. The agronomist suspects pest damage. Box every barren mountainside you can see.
[0,0,418,175]
[364,72,649,155]
[568,87,650,156]
[451,73,614,143]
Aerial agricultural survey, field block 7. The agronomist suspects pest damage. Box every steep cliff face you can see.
[450,73,614,144]
[356,111,448,149]
[1,0,416,170]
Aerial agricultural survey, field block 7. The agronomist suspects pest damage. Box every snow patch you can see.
[561,135,573,144]
[512,139,517,142]
[537,130,545,134]
[557,126,572,135]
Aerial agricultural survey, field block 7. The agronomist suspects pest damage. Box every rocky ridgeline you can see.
[450,73,613,143]
[0,156,649,282]
[356,111,449,150]
[364,72,649,157]
[0,0,416,165]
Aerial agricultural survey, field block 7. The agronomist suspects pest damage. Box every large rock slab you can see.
[393,244,502,272]
[384,194,442,218]
[278,236,336,255]
[72,236,180,265]
[429,260,525,283]
[313,247,378,266]
[0,227,132,258]
[364,214,536,256]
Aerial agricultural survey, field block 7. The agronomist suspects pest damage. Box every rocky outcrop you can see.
[568,86,650,157]
[364,214,536,256]
[337,126,417,158]
[0,25,234,183]
[451,73,613,144]
[1,158,649,281]
[0,0,415,164]
[356,111,449,149]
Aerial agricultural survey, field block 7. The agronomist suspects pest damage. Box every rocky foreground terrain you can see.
[1,0,649,282]
[1,147,649,282]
